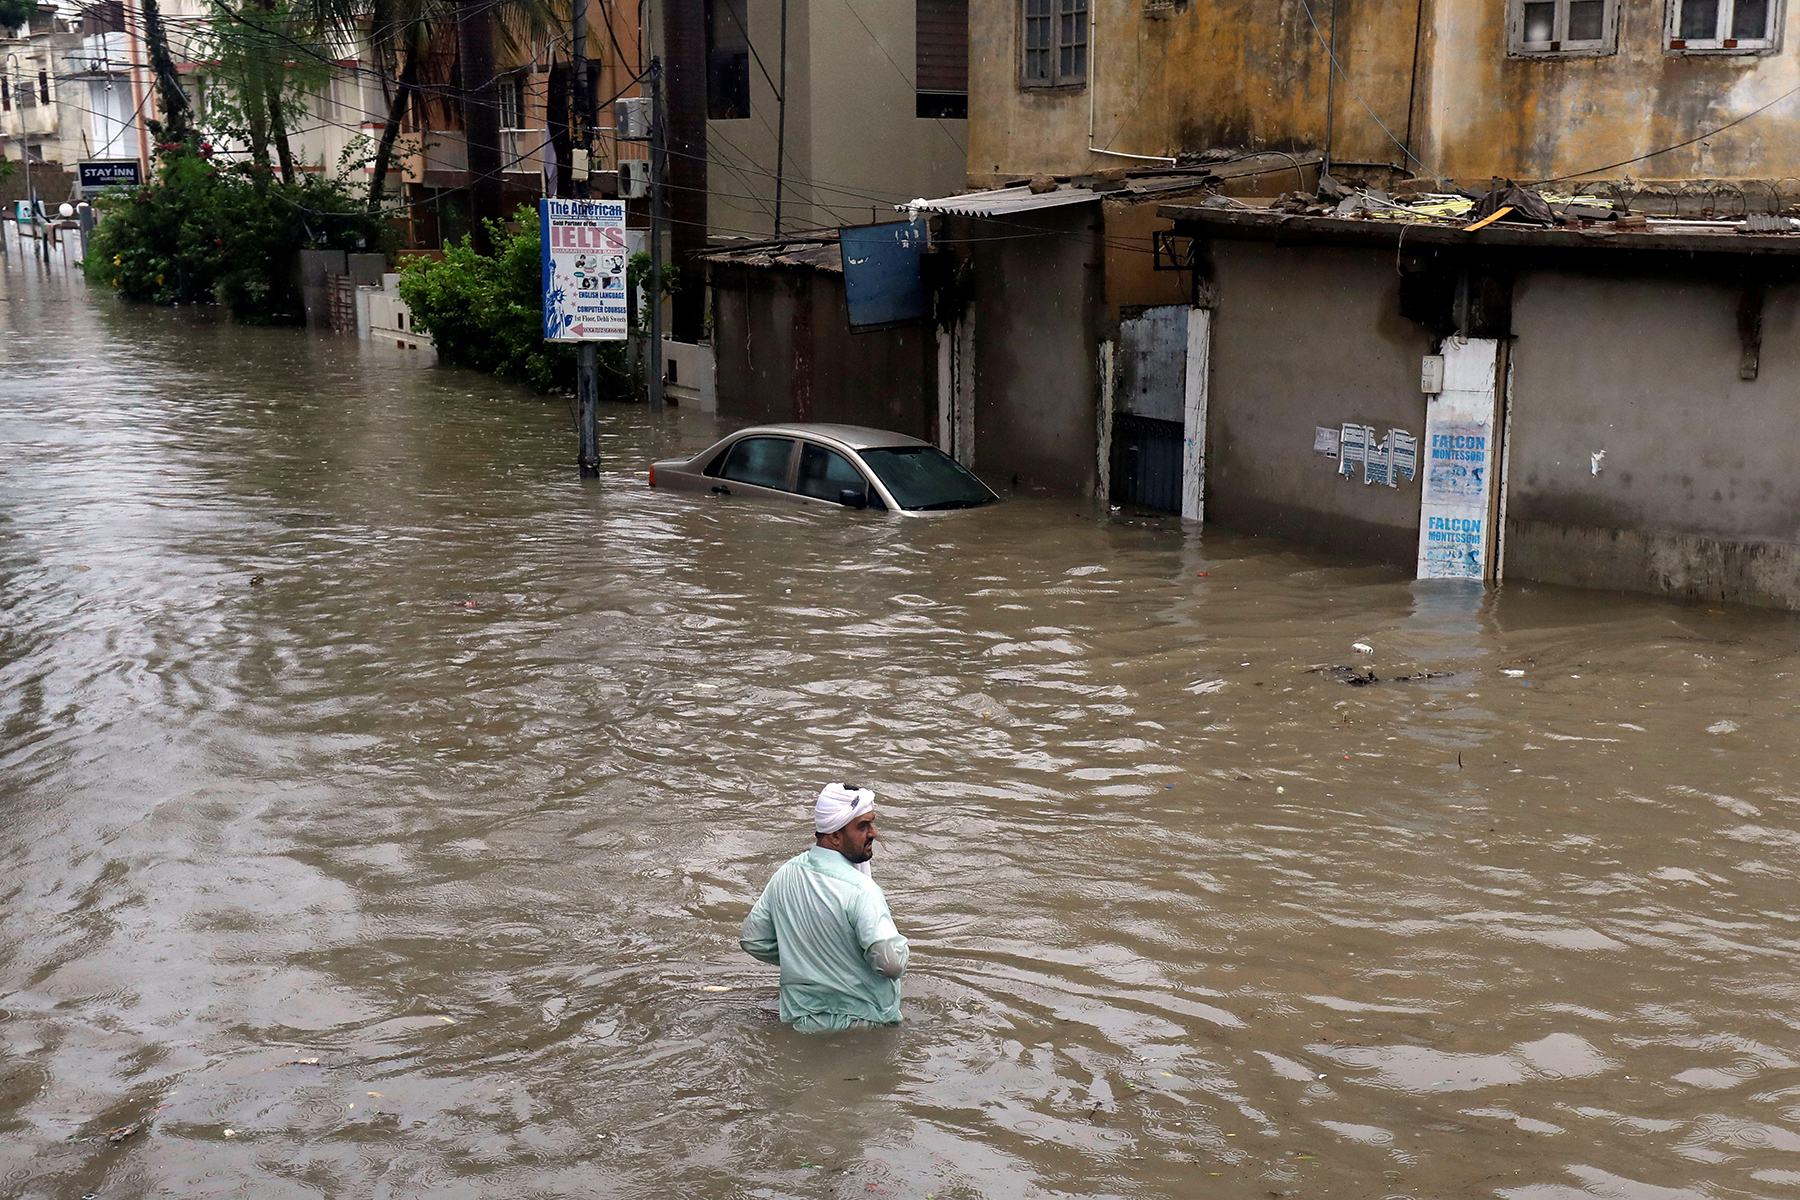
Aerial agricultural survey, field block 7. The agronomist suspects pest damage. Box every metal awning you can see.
[901,185,1102,218]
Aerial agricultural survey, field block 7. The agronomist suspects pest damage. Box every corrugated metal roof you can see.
[903,185,1102,217]
[1158,204,1800,256]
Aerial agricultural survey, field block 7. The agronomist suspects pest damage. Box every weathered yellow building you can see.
[968,0,1800,191]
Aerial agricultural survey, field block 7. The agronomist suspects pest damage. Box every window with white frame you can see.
[1510,0,1616,54]
[1668,0,1778,50]
[1021,0,1086,88]
[498,73,527,129]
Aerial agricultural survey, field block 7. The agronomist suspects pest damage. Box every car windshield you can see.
[858,445,996,511]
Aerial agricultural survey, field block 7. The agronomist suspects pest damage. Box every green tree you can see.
[294,0,562,213]
[201,0,331,182]
[0,0,36,31]
[83,142,390,323]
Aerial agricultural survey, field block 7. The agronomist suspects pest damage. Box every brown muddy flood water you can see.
[6,258,1800,1200]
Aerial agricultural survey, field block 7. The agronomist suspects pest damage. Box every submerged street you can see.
[8,259,1800,1199]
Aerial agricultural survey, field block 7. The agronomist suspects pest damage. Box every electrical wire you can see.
[1294,0,1436,178]
[86,1,938,240]
[76,2,1163,259]
[1533,79,1800,185]
[831,0,964,158]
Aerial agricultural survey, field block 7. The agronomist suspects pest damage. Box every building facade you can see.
[648,0,971,239]
[966,0,1800,195]
[1,4,139,189]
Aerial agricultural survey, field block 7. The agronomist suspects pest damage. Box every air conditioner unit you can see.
[617,158,650,199]
[614,97,651,141]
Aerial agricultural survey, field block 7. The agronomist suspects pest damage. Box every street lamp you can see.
[5,52,45,264]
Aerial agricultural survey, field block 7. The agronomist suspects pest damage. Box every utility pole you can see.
[571,0,589,200]
[648,57,664,413]
[36,46,57,264]
[663,0,704,342]
[773,0,787,235]
[8,54,44,265]
[123,0,151,176]
[457,0,502,253]
[572,0,600,474]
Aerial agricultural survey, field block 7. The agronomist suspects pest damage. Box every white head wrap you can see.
[814,782,874,833]
[814,782,876,876]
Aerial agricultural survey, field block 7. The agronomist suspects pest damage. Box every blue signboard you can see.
[840,220,928,329]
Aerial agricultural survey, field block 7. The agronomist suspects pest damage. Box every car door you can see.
[709,436,801,503]
[796,442,885,508]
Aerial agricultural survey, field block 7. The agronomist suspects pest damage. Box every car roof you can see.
[726,423,935,452]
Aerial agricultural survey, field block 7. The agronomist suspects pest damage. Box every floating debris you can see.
[1310,665,1453,687]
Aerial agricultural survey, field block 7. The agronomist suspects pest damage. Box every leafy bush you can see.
[397,207,630,395]
[83,144,390,324]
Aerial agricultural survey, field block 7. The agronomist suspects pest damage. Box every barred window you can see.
[1022,0,1085,88]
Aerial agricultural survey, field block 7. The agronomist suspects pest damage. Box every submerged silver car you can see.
[649,423,998,513]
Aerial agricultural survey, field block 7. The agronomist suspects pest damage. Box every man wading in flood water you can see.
[740,783,909,1032]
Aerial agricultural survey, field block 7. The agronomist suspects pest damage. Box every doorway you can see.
[1110,305,1210,519]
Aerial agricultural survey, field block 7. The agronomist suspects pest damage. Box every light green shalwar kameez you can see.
[740,847,909,1033]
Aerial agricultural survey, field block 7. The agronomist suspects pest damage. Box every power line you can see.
[831,0,964,158]
[1533,81,1800,185]
[1294,0,1435,178]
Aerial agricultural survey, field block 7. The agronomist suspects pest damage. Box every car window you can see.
[858,445,996,510]
[718,437,795,490]
[796,443,871,503]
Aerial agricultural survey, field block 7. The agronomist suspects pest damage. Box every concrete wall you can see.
[699,0,967,239]
[711,264,935,435]
[1205,240,1432,564]
[1504,270,1800,608]
[1424,0,1800,188]
[961,203,1102,492]
[967,0,1420,183]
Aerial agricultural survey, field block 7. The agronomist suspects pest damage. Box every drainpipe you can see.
[1086,0,1174,164]
[1402,0,1426,170]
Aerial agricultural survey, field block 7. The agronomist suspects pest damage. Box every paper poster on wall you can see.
[1425,424,1490,499]
[1339,423,1372,477]
[1391,430,1418,482]
[1313,426,1341,457]
[1416,339,1500,581]
[1365,431,1394,486]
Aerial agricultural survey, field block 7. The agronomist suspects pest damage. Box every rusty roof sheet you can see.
[702,239,844,273]
[1158,204,1800,256]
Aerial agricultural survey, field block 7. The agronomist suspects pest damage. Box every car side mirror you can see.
[837,488,868,509]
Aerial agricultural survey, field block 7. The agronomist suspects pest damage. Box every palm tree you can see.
[303,0,563,232]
